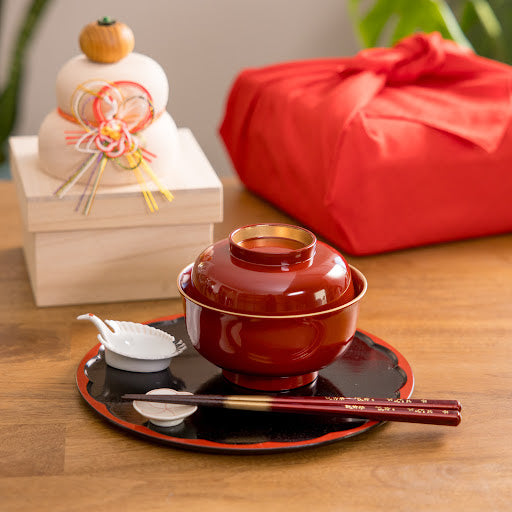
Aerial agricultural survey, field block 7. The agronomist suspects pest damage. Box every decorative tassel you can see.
[55,79,174,215]
[83,155,108,215]
[55,152,99,198]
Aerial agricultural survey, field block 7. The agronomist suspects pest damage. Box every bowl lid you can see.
[185,224,354,315]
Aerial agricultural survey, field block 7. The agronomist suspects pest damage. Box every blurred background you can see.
[2,0,509,179]
[0,0,359,178]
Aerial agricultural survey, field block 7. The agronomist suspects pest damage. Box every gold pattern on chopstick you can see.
[224,398,272,412]
[226,395,273,402]
[326,396,372,402]
[325,396,418,404]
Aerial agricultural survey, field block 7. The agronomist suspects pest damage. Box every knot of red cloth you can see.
[336,32,512,151]
[348,32,453,84]
[220,32,512,155]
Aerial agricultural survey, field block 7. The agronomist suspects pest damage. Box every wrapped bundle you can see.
[220,33,512,255]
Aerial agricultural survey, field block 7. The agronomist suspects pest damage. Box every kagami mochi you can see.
[38,17,180,195]
[9,17,222,307]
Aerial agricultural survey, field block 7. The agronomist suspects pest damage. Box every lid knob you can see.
[79,17,134,63]
[229,224,316,266]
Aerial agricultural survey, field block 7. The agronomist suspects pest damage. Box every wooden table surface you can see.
[1,178,511,511]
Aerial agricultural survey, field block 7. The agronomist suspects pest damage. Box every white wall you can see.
[1,0,360,176]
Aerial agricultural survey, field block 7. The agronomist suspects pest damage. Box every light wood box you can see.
[9,130,223,306]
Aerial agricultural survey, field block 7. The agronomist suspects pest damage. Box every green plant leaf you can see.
[459,0,507,62]
[0,0,53,162]
[350,0,402,47]
[469,0,502,37]
[391,2,425,43]
[350,0,473,49]
[432,0,474,47]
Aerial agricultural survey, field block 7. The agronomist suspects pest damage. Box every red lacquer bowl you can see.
[177,224,367,391]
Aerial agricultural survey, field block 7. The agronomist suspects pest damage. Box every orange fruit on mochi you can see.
[79,17,134,63]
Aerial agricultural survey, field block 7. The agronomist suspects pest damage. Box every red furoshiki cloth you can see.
[219,33,512,255]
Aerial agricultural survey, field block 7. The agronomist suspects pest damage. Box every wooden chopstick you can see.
[122,393,462,427]
[223,395,461,411]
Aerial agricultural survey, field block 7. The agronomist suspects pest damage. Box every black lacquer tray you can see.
[76,314,414,453]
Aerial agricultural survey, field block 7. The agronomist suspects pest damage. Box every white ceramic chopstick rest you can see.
[132,388,197,427]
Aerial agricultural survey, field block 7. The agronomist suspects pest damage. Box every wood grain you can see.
[1,178,511,511]
[10,132,223,232]
[23,222,212,306]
